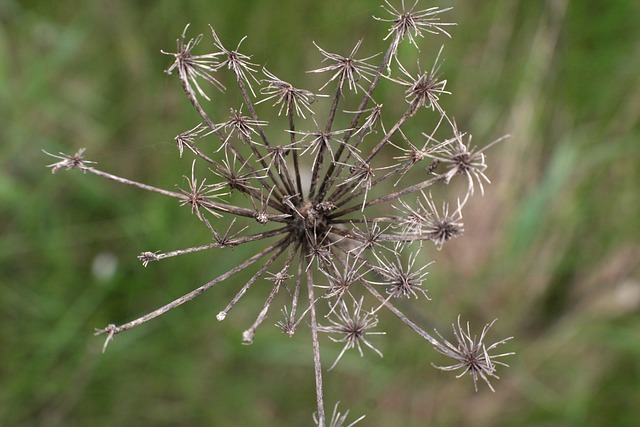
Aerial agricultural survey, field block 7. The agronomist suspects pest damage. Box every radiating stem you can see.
[330,175,443,219]
[242,240,301,342]
[179,70,284,203]
[307,142,327,201]
[314,44,395,202]
[80,166,183,199]
[235,77,294,200]
[96,236,292,342]
[361,281,441,349]
[328,225,429,244]
[288,105,304,204]
[217,236,292,320]
[309,79,344,201]
[324,78,344,134]
[146,226,291,263]
[328,106,416,203]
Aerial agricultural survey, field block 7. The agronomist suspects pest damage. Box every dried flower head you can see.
[175,123,212,158]
[162,24,224,100]
[45,148,95,173]
[317,297,386,370]
[49,3,512,424]
[427,120,510,204]
[318,255,370,312]
[388,46,449,114]
[375,0,455,61]
[370,246,432,298]
[397,191,464,249]
[308,40,379,93]
[433,316,514,392]
[259,68,319,118]
[209,27,259,95]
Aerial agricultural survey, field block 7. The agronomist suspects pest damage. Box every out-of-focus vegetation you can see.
[1,0,639,425]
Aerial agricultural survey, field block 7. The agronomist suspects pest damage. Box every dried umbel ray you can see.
[48,1,513,424]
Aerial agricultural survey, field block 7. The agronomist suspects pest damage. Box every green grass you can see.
[2,0,639,425]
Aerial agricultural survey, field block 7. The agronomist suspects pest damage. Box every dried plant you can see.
[47,1,513,424]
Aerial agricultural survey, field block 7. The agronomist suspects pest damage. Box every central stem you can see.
[307,262,325,426]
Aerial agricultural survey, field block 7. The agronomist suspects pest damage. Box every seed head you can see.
[259,68,319,118]
[49,4,512,422]
[308,39,379,93]
[317,297,386,370]
[375,0,455,60]
[433,316,514,392]
[162,24,224,100]
[45,148,94,173]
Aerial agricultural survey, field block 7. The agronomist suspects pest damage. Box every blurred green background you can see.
[2,0,639,425]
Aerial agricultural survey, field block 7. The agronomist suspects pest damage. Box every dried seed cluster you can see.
[48,1,513,424]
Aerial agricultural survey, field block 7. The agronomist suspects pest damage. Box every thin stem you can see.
[235,131,290,206]
[329,156,416,208]
[361,279,441,349]
[200,199,289,221]
[265,114,298,199]
[307,141,327,201]
[330,175,443,219]
[328,226,424,243]
[237,77,272,148]
[290,248,304,321]
[330,216,398,225]
[314,43,395,202]
[217,236,292,320]
[80,166,183,199]
[308,81,345,201]
[179,71,284,202]
[176,138,227,172]
[242,240,301,342]
[307,260,325,427]
[289,105,304,204]
[144,226,291,263]
[235,77,295,200]
[328,106,415,204]
[324,78,344,135]
[243,280,282,343]
[96,235,290,341]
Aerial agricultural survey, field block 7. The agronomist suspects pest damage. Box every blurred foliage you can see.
[1,0,639,426]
